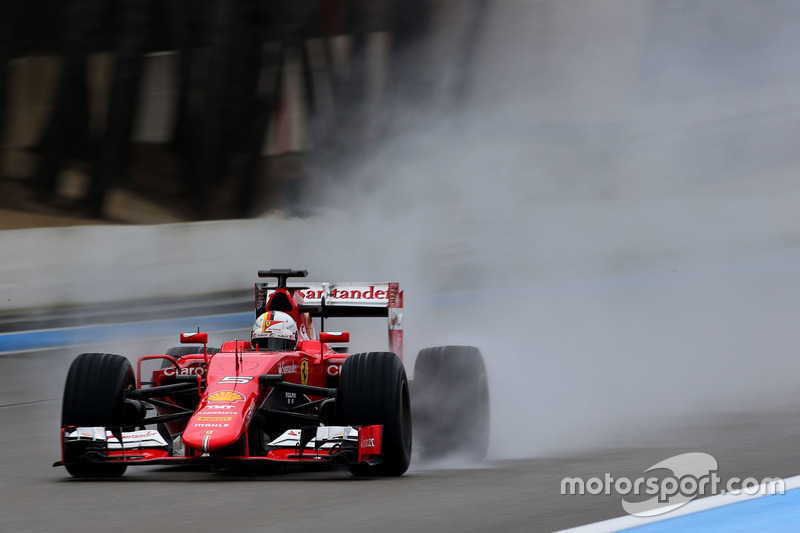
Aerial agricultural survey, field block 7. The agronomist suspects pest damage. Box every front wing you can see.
[55,425,383,469]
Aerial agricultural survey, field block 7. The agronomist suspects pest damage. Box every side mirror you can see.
[320,331,350,343]
[180,332,208,344]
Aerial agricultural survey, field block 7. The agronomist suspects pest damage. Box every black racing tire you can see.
[61,353,136,478]
[413,345,490,460]
[340,352,412,476]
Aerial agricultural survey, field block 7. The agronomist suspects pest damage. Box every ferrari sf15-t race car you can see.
[55,269,490,478]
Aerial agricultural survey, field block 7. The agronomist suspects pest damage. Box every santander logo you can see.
[301,285,389,301]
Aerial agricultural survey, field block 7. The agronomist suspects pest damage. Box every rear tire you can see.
[413,345,490,460]
[340,352,412,476]
[61,353,135,478]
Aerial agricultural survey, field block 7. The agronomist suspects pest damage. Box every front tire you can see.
[61,353,135,478]
[340,352,412,476]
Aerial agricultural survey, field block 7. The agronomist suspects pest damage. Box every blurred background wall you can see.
[2,1,800,223]
[0,0,475,220]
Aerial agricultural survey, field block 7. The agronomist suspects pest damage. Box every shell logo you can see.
[207,390,245,403]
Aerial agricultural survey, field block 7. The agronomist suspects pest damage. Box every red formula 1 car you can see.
[55,269,489,478]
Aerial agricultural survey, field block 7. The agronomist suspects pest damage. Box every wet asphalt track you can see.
[3,333,800,533]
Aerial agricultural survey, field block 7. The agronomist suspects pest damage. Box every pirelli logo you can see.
[197,416,232,422]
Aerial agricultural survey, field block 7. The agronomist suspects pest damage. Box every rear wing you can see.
[255,271,403,359]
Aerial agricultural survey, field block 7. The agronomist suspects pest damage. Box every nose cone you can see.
[182,404,245,453]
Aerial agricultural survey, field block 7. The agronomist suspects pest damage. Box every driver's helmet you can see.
[251,311,298,351]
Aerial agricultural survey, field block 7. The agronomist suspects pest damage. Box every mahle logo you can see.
[561,452,784,517]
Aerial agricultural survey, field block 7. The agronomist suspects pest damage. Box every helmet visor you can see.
[253,337,295,352]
